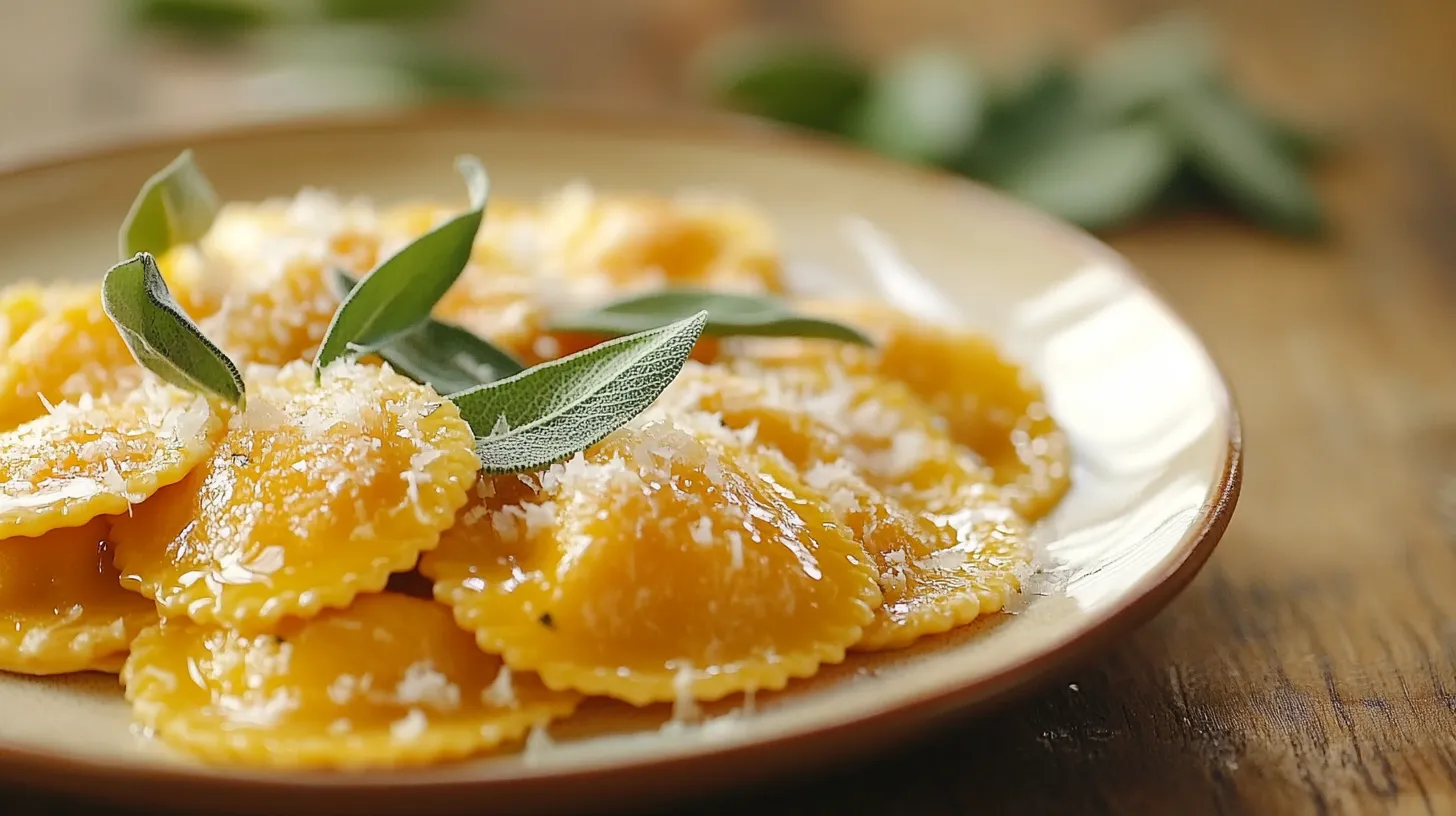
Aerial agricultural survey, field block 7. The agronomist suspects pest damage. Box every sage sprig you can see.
[331,270,524,393]
[452,312,708,473]
[102,252,245,405]
[550,289,873,346]
[697,12,1331,237]
[119,149,221,260]
[315,154,489,372]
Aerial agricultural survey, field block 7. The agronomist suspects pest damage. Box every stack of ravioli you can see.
[0,179,1069,768]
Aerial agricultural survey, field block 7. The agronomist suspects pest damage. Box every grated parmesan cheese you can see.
[389,708,429,742]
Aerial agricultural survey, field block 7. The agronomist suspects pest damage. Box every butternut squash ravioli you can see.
[0,183,1070,768]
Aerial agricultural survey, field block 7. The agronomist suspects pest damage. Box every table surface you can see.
[7,0,1456,814]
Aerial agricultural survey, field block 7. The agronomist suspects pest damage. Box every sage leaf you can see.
[102,252,245,405]
[700,37,869,133]
[549,289,873,346]
[1079,11,1219,118]
[958,61,1088,182]
[331,269,523,393]
[315,154,488,372]
[1162,86,1325,236]
[852,47,985,165]
[999,120,1180,230]
[119,149,221,260]
[452,311,708,474]
[127,0,279,43]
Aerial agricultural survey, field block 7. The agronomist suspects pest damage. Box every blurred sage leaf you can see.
[1200,78,1332,164]
[332,270,524,393]
[551,289,873,346]
[1162,86,1325,235]
[700,37,869,133]
[120,149,220,261]
[391,47,514,100]
[316,155,488,371]
[102,253,245,405]
[125,0,280,42]
[998,120,1180,230]
[958,60,1087,181]
[453,312,708,474]
[1079,11,1220,118]
[313,0,465,23]
[851,47,985,164]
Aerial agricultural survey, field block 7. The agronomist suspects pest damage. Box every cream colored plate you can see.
[0,108,1240,815]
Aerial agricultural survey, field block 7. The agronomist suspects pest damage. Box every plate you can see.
[0,107,1240,815]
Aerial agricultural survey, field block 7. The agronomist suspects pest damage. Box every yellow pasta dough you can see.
[0,385,222,539]
[110,360,478,629]
[0,283,48,350]
[122,593,579,768]
[0,286,141,432]
[0,518,157,674]
[662,364,1029,649]
[422,419,882,705]
[199,258,342,367]
[728,300,1071,520]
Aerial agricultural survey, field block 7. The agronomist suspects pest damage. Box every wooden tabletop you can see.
[7,0,1456,813]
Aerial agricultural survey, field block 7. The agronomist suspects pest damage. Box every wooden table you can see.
[8,0,1456,813]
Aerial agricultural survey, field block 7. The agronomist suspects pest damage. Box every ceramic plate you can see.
[0,108,1240,815]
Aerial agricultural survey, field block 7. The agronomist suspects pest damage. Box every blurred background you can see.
[0,0,1370,239]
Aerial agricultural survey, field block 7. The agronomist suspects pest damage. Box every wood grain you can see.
[6,0,1456,813]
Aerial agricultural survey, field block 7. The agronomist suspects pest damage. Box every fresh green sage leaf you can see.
[699,37,869,133]
[378,320,526,394]
[549,289,873,346]
[315,155,488,372]
[1162,86,1325,236]
[331,270,523,393]
[1079,10,1220,118]
[102,252,245,405]
[453,311,709,474]
[851,47,985,165]
[998,120,1180,231]
[119,149,221,261]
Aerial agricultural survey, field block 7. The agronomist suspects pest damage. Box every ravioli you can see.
[422,419,882,705]
[199,258,343,367]
[122,593,579,768]
[0,286,141,432]
[727,301,1071,520]
[110,360,478,629]
[0,518,157,674]
[670,364,1031,649]
[0,384,221,538]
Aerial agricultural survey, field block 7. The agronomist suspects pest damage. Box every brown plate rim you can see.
[0,103,1243,811]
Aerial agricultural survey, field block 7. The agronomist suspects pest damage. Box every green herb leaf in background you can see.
[998,120,1180,231]
[1078,10,1219,118]
[391,46,514,100]
[1162,86,1325,236]
[315,155,488,372]
[852,47,985,165]
[453,311,708,474]
[550,289,874,346]
[125,0,280,43]
[331,270,524,393]
[956,60,1086,182]
[102,253,245,405]
[701,37,869,133]
[315,0,465,23]
[119,149,221,261]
